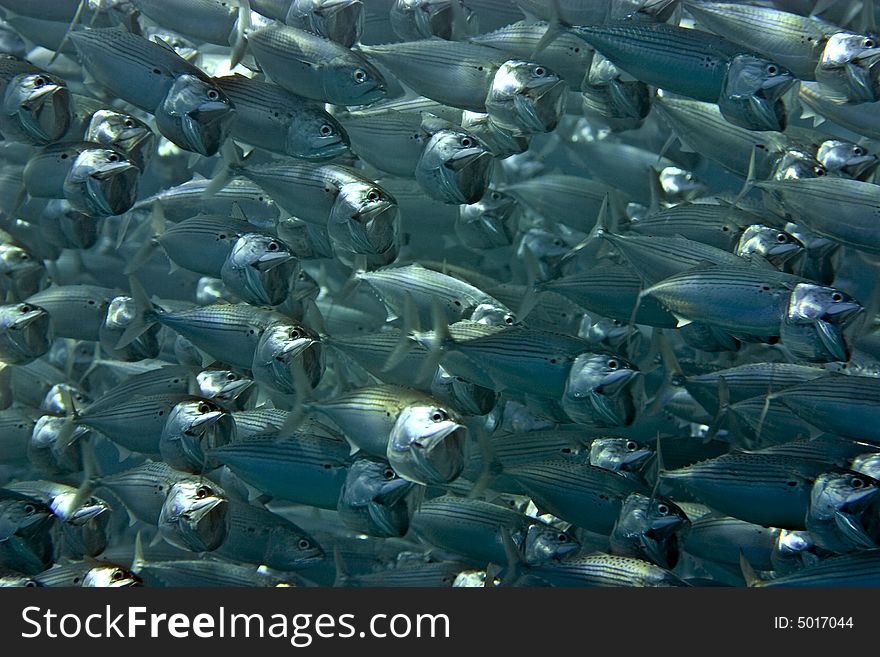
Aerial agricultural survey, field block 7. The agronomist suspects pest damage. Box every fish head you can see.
[387,403,467,485]
[340,458,413,536]
[323,56,386,106]
[523,523,580,564]
[589,437,653,473]
[50,490,109,526]
[852,453,880,480]
[455,189,520,249]
[3,71,71,143]
[155,74,236,157]
[811,471,880,515]
[287,111,350,161]
[85,109,156,170]
[820,31,880,69]
[736,224,805,266]
[289,0,365,47]
[63,146,140,217]
[720,55,795,131]
[40,383,88,415]
[228,233,296,272]
[816,139,878,180]
[470,303,517,326]
[159,480,229,552]
[770,149,829,181]
[515,227,573,280]
[43,199,99,249]
[615,492,689,568]
[82,566,141,588]
[0,495,53,538]
[785,283,863,361]
[391,0,477,40]
[100,295,160,360]
[416,128,494,204]
[196,369,257,409]
[658,166,706,203]
[161,398,236,471]
[252,322,324,394]
[486,60,568,135]
[0,302,52,364]
[329,181,399,260]
[562,352,642,427]
[0,243,43,296]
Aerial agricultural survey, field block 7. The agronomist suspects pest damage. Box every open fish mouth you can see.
[512,79,569,133]
[86,162,140,215]
[399,424,467,485]
[24,84,70,142]
[181,102,236,156]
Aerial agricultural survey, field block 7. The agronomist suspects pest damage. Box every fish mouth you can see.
[189,409,225,429]
[176,497,228,551]
[68,503,109,525]
[512,79,568,133]
[642,534,679,570]
[12,307,49,331]
[367,503,409,538]
[373,477,413,507]
[181,102,235,156]
[253,250,296,271]
[448,146,493,171]
[823,301,863,320]
[86,163,140,216]
[444,149,494,204]
[590,370,641,427]
[395,423,467,485]
[24,84,70,142]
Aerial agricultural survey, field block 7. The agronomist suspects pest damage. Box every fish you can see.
[336,457,413,537]
[0,55,71,144]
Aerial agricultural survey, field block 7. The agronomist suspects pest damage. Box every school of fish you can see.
[2,0,880,588]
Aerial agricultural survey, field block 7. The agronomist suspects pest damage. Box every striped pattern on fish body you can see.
[0,407,37,464]
[628,202,761,251]
[208,435,350,509]
[746,436,880,469]
[506,459,648,534]
[247,24,386,106]
[653,96,789,178]
[34,562,140,587]
[312,385,433,457]
[98,461,193,525]
[337,561,463,587]
[84,366,192,416]
[541,266,679,328]
[684,514,779,570]
[728,396,815,447]
[214,74,350,161]
[231,408,290,439]
[26,285,118,342]
[683,362,828,414]
[757,177,880,255]
[77,393,189,455]
[661,453,833,529]
[773,375,880,443]
[572,23,745,103]
[338,110,428,177]
[685,2,834,79]
[525,553,687,587]
[471,22,593,89]
[135,559,297,587]
[131,0,238,48]
[154,304,288,370]
[447,328,593,398]
[359,41,503,112]
[68,27,211,113]
[131,177,279,224]
[328,329,433,389]
[754,550,880,587]
[603,233,770,286]
[644,266,805,338]
[798,82,880,142]
[158,215,265,277]
[501,174,613,232]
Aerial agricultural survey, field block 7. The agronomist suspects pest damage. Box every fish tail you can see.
[498,525,526,586]
[332,546,348,587]
[204,141,248,196]
[739,551,763,587]
[230,0,252,69]
[121,203,165,275]
[114,276,161,350]
[645,329,682,416]
[48,0,86,66]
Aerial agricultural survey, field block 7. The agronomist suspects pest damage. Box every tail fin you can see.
[204,141,248,197]
[499,525,526,586]
[48,0,86,66]
[121,204,165,275]
[739,551,762,587]
[115,277,161,350]
[230,0,252,69]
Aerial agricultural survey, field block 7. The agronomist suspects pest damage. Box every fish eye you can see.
[766,64,778,75]
[607,359,618,369]
[110,569,124,581]
[18,304,31,313]
[383,467,396,480]
[197,402,212,413]
[776,233,789,243]
[430,409,448,422]
[831,292,844,302]
[195,485,212,499]
[319,124,333,137]
[657,503,670,516]
[18,252,27,260]
[225,372,237,381]
[123,118,134,128]
[866,39,875,48]
[460,137,472,148]
[207,89,220,101]
[32,76,45,88]
[354,69,367,83]
[366,189,381,202]
[556,533,568,542]
[107,153,119,163]
[504,314,515,325]
[24,581,37,587]
[534,66,546,77]
[298,538,311,549]
[814,166,826,176]
[854,146,865,156]
[289,328,302,340]
[490,191,501,201]
[267,241,279,251]
[23,504,35,514]
[852,477,865,489]
[625,440,638,451]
